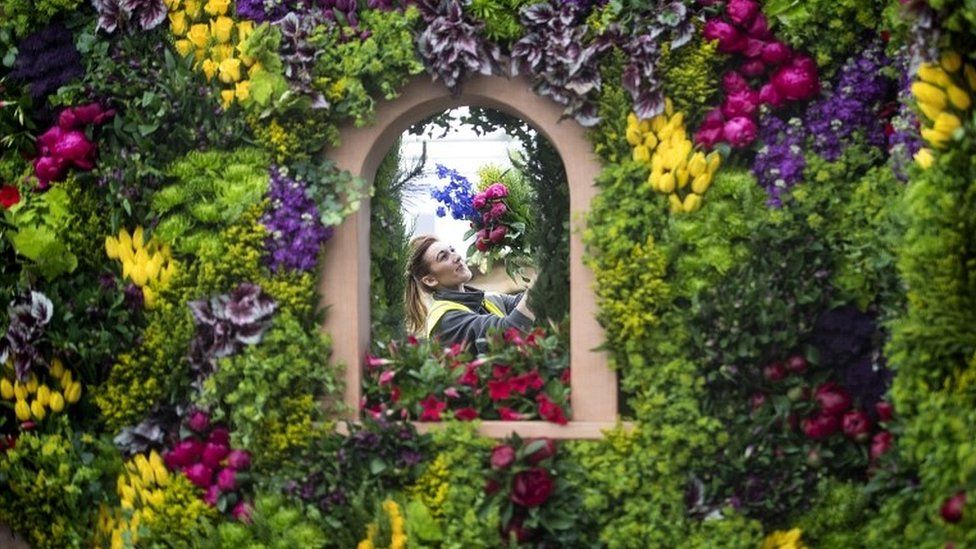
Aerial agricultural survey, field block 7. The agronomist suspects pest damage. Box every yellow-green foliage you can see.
[140,474,218,545]
[589,51,634,164]
[796,479,870,547]
[661,37,722,123]
[247,115,310,163]
[467,0,535,43]
[252,395,332,471]
[0,0,83,37]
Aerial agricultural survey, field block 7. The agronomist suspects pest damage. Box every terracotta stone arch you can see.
[319,73,619,438]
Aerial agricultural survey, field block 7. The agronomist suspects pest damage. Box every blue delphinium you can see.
[752,113,808,207]
[430,164,478,221]
[261,166,332,273]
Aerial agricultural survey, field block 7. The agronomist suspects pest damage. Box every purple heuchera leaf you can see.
[94,0,168,33]
[415,0,502,95]
[0,291,55,381]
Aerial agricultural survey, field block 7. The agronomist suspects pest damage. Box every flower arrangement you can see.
[0,357,81,424]
[363,325,570,424]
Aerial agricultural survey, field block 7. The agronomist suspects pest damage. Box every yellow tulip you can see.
[650,114,666,134]
[60,369,72,388]
[169,10,188,36]
[0,378,13,400]
[14,399,31,421]
[668,193,683,213]
[912,82,948,110]
[163,0,181,10]
[105,235,120,259]
[25,374,37,394]
[637,119,651,134]
[212,44,235,62]
[159,262,177,286]
[36,384,50,407]
[184,0,201,18]
[218,57,242,83]
[647,171,660,192]
[691,173,713,194]
[13,382,27,401]
[235,80,251,102]
[248,61,264,77]
[48,391,65,413]
[947,85,971,110]
[211,16,234,44]
[941,51,962,73]
[221,89,236,109]
[934,112,962,134]
[921,127,951,149]
[237,20,254,42]
[143,286,156,309]
[642,132,658,150]
[204,0,230,15]
[917,63,952,88]
[913,148,935,169]
[50,357,65,379]
[65,381,82,404]
[625,127,642,146]
[706,151,722,174]
[118,230,134,262]
[664,98,674,117]
[201,58,217,81]
[675,168,689,189]
[626,112,638,127]
[682,193,703,213]
[187,23,210,50]
[687,151,706,177]
[658,172,676,193]
[632,145,650,163]
[30,399,46,421]
[174,39,194,58]
[917,101,942,123]
[149,452,169,486]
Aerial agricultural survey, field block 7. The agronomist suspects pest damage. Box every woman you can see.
[404,235,535,354]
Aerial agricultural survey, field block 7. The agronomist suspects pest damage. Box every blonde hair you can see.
[404,235,439,334]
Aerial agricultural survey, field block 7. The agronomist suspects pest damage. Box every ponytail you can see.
[404,235,438,334]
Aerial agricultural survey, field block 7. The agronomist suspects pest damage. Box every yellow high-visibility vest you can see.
[425,296,505,339]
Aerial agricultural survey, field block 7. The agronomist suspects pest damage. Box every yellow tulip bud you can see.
[14,399,31,421]
[218,57,242,83]
[120,485,135,509]
[947,85,971,110]
[160,262,177,286]
[237,20,254,42]
[201,58,217,81]
[658,172,676,194]
[625,127,642,146]
[664,97,674,117]
[668,193,683,213]
[50,358,65,379]
[0,378,13,400]
[60,369,72,388]
[650,114,667,134]
[642,132,658,150]
[65,381,82,404]
[187,23,210,50]
[184,0,201,17]
[913,148,935,169]
[220,89,235,109]
[921,127,952,148]
[105,235,120,259]
[235,80,251,102]
[168,10,188,36]
[676,168,690,189]
[30,399,46,420]
[174,39,194,58]
[706,151,722,174]
[632,145,650,163]
[691,173,713,194]
[965,64,976,90]
[917,63,952,88]
[146,489,166,508]
[687,151,706,177]
[682,193,703,213]
[149,451,169,486]
[49,391,65,413]
[912,82,948,110]
[25,374,37,394]
[163,0,181,10]
[211,16,234,44]
[941,52,963,73]
[669,111,684,129]
[204,0,230,15]
[917,101,942,123]
[13,382,27,401]
[36,384,50,407]
[934,112,962,134]
[626,112,638,127]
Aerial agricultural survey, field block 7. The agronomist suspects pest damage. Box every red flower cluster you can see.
[484,437,559,544]
[0,185,19,210]
[33,103,115,189]
[471,182,511,252]
[697,0,819,149]
[162,410,253,521]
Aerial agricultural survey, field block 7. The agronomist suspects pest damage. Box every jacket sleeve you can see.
[432,297,533,354]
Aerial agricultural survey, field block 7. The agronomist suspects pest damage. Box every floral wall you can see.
[0,0,974,547]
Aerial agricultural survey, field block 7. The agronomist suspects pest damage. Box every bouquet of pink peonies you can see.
[466,168,535,281]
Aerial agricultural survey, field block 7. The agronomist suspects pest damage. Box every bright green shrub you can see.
[661,36,722,124]
[0,0,83,38]
[204,493,328,548]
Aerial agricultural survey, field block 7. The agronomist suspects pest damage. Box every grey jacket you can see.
[429,286,533,355]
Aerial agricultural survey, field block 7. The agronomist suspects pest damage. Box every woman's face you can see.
[421,240,472,291]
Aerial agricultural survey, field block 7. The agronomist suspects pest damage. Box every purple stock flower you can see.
[236,0,289,22]
[9,22,83,103]
[751,113,807,207]
[261,166,331,273]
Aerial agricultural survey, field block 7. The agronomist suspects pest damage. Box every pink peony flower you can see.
[814,382,852,416]
[485,201,507,222]
[703,19,745,53]
[741,37,765,58]
[875,401,894,422]
[184,462,214,489]
[759,83,785,107]
[58,103,115,129]
[739,59,766,78]
[165,439,204,469]
[51,130,95,169]
[484,182,509,199]
[208,427,231,446]
[33,155,65,189]
[721,70,750,93]
[226,449,252,471]
[726,0,760,28]
[721,89,760,119]
[841,409,872,441]
[201,442,230,469]
[771,55,820,101]
[870,431,893,460]
[722,116,758,148]
[695,126,724,148]
[745,13,770,38]
[801,412,840,440]
[489,224,508,244]
[203,484,221,506]
[940,491,966,524]
[186,410,211,433]
[216,467,238,491]
[472,192,487,210]
[761,41,793,65]
[232,501,254,523]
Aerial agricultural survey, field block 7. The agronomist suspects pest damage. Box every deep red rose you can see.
[814,382,852,416]
[941,491,966,523]
[458,364,480,387]
[722,116,757,148]
[500,510,534,543]
[525,438,557,465]
[703,19,745,53]
[490,444,516,469]
[484,478,502,495]
[802,412,840,440]
[785,355,808,374]
[726,0,760,28]
[510,468,554,507]
[536,394,568,425]
[870,431,893,460]
[0,185,20,209]
[762,361,787,382]
[454,407,479,421]
[475,237,490,252]
[497,407,523,420]
[419,394,447,421]
[841,409,872,441]
[875,400,894,422]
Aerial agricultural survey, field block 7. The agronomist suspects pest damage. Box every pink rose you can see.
[485,201,507,222]
[727,0,760,28]
[33,156,65,188]
[184,462,214,489]
[35,126,64,153]
[216,467,238,491]
[721,116,758,148]
[472,192,487,210]
[525,438,557,465]
[814,382,852,416]
[490,444,516,469]
[703,19,744,53]
[702,107,726,129]
[771,55,820,101]
[201,442,230,469]
[870,431,893,460]
[226,449,252,471]
[722,89,760,119]
[875,401,894,422]
[740,59,766,77]
[489,224,508,244]
[58,103,115,129]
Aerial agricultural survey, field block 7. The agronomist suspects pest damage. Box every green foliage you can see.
[660,36,722,124]
[0,419,120,548]
[466,0,534,44]
[154,147,269,256]
[589,50,634,165]
[763,0,887,75]
[204,493,328,548]
[0,0,83,39]
[139,474,219,546]
[796,479,870,547]
[312,8,424,130]
[2,184,77,279]
[370,139,411,342]
[199,309,337,466]
[927,0,976,52]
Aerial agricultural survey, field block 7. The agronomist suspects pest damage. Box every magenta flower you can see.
[759,83,785,107]
[226,449,252,471]
[722,70,750,93]
[722,116,758,148]
[216,467,238,491]
[184,463,214,489]
[201,442,230,469]
[187,410,211,433]
[703,19,745,53]
[771,55,820,102]
[761,41,793,65]
[484,183,509,199]
[232,501,254,523]
[727,0,760,28]
[208,427,231,446]
[722,88,760,119]
[204,484,221,506]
